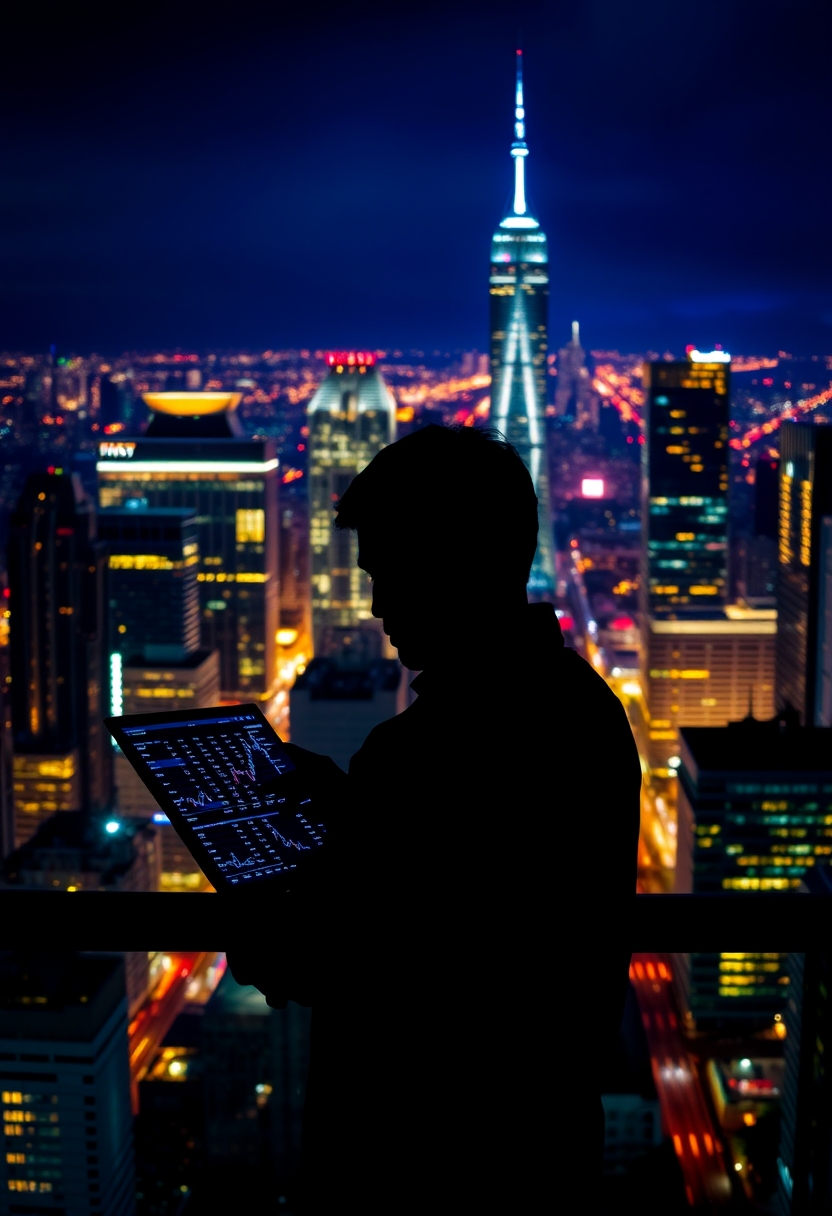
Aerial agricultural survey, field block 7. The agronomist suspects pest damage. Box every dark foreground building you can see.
[674,713,832,1030]
[0,952,135,1215]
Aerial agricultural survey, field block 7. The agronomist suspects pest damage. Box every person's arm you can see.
[226,742,350,1007]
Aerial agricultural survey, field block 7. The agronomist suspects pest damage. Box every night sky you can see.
[1,0,830,356]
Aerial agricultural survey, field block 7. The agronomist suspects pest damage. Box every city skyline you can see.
[0,2,830,356]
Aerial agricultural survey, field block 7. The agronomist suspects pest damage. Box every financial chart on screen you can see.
[121,711,325,885]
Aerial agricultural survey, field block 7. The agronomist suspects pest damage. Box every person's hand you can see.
[258,741,348,807]
[227,901,320,1008]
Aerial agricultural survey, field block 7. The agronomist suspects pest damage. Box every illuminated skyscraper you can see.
[775,422,832,724]
[100,507,201,662]
[674,714,832,1030]
[489,49,554,596]
[0,952,136,1214]
[308,353,396,650]
[99,505,220,867]
[96,394,280,716]
[642,351,730,617]
[7,471,112,846]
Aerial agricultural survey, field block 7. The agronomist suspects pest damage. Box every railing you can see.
[4,891,831,947]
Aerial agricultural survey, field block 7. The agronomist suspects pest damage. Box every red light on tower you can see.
[325,351,376,369]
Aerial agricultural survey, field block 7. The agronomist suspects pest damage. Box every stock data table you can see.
[121,711,326,885]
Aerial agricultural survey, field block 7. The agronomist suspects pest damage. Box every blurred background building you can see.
[96,393,280,721]
[307,352,396,654]
[7,471,112,848]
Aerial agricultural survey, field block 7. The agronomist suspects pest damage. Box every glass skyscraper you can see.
[642,353,730,617]
[489,50,554,596]
[7,471,112,846]
[776,421,832,724]
[308,353,396,650]
[96,394,279,714]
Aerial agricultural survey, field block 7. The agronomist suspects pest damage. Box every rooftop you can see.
[680,715,832,775]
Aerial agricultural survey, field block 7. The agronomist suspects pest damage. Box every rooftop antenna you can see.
[510,48,528,216]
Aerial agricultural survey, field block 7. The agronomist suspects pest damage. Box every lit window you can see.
[236,509,265,543]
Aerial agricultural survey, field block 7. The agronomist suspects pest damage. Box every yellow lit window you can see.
[236,509,265,543]
[5,1152,25,1164]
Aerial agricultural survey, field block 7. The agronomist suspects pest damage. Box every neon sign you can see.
[99,441,136,459]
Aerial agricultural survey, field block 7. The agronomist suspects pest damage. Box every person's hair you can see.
[335,424,539,586]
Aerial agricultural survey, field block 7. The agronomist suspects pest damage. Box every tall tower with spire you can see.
[489,49,554,596]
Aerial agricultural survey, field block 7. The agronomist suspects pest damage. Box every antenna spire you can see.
[511,48,529,216]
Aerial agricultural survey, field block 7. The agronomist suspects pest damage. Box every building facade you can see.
[642,607,777,769]
[99,507,201,662]
[775,423,832,724]
[777,950,832,1214]
[307,353,396,650]
[674,715,832,1030]
[96,395,279,712]
[641,353,730,618]
[489,50,554,597]
[7,471,112,847]
[0,953,136,1215]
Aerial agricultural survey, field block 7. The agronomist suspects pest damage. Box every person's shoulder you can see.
[348,699,425,776]
[560,647,619,701]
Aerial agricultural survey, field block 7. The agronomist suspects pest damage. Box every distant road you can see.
[631,952,734,1208]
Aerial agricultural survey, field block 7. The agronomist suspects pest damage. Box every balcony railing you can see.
[3,891,830,947]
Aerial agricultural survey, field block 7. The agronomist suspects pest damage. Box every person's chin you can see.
[391,640,425,671]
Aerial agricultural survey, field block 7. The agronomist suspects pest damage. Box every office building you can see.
[200,969,311,1182]
[600,985,662,1174]
[641,604,776,769]
[776,423,832,724]
[201,970,273,1166]
[307,352,396,649]
[0,575,13,859]
[115,651,219,887]
[99,504,221,862]
[489,50,553,597]
[0,811,160,894]
[673,713,832,1029]
[289,641,403,771]
[99,507,200,662]
[817,517,832,726]
[7,471,111,847]
[0,952,136,1215]
[96,393,279,712]
[554,321,598,430]
[641,352,730,617]
[776,950,832,1214]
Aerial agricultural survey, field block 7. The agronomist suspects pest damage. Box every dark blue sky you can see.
[1,0,830,356]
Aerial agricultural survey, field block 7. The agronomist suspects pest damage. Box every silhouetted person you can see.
[229,425,641,1212]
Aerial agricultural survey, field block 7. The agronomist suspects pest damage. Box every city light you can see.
[581,477,605,498]
[110,652,123,717]
[687,348,731,363]
[325,352,375,367]
[105,820,121,834]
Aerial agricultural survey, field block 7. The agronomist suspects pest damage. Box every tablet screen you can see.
[111,707,325,887]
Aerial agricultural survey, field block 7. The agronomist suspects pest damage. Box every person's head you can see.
[334,424,538,669]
